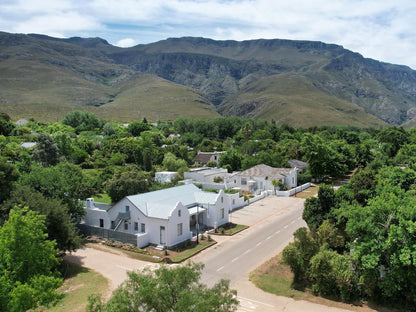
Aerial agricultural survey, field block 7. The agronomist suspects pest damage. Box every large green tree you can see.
[88,262,238,312]
[105,170,153,203]
[0,207,62,311]
[2,185,81,251]
[0,158,19,204]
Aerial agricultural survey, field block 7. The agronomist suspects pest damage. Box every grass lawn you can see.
[46,261,109,312]
[293,185,319,199]
[212,223,249,235]
[92,193,112,204]
[168,239,216,263]
[250,254,307,300]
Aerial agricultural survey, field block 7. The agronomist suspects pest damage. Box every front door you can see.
[160,226,166,245]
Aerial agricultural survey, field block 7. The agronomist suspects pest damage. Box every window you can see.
[233,199,235,205]
[177,223,183,236]
[134,222,138,231]
[178,209,181,217]
[99,219,104,228]
[234,179,236,184]
[241,178,247,185]
[221,208,225,219]
[221,196,223,203]
[125,205,130,212]
[292,177,295,185]
[124,222,128,230]
[141,223,145,233]
[111,220,115,229]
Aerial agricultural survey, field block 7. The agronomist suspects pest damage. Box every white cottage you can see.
[82,184,230,248]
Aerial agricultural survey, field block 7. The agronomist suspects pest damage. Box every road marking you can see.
[275,230,280,234]
[297,216,301,220]
[217,266,224,272]
[231,256,239,262]
[291,220,296,224]
[237,296,275,308]
[283,224,288,229]
[242,248,252,255]
[256,242,262,247]
[266,235,273,240]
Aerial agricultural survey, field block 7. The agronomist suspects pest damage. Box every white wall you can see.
[83,208,109,228]
[204,190,230,229]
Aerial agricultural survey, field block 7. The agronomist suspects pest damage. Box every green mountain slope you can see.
[218,73,386,127]
[1,32,415,126]
[0,32,218,122]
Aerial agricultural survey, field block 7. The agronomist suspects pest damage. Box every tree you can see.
[105,170,153,203]
[2,185,81,251]
[127,121,151,137]
[88,262,238,312]
[302,184,335,231]
[62,110,105,133]
[33,133,59,167]
[0,158,19,204]
[0,112,15,136]
[0,207,62,311]
[162,152,188,172]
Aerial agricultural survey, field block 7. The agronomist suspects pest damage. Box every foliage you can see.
[33,133,59,167]
[302,184,335,231]
[0,207,62,311]
[62,111,105,133]
[0,158,19,204]
[2,185,81,251]
[105,170,153,203]
[88,262,238,312]
[127,121,152,137]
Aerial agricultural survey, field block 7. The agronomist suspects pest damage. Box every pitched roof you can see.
[237,164,292,180]
[125,184,218,219]
[288,159,308,169]
[194,151,224,164]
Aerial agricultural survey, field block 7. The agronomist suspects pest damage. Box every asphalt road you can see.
[195,197,306,287]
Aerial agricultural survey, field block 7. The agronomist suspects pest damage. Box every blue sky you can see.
[1,0,415,69]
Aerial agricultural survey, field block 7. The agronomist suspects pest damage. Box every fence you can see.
[276,182,311,197]
[77,224,138,246]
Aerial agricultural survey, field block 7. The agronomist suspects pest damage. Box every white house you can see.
[82,184,230,248]
[227,164,298,194]
[155,171,178,183]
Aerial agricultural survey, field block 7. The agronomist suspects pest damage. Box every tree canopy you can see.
[88,262,238,312]
[0,207,62,311]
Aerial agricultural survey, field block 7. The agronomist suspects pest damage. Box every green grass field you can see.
[46,261,109,312]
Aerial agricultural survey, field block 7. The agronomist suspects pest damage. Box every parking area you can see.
[230,196,305,227]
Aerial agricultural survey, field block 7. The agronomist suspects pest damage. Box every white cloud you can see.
[115,38,137,47]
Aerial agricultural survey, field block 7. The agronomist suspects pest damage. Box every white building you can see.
[155,171,178,183]
[82,184,230,248]
[227,164,298,194]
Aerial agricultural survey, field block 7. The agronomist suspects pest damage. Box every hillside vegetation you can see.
[1,32,416,126]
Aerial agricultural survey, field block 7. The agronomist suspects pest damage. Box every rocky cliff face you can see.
[1,32,416,126]
[104,37,416,125]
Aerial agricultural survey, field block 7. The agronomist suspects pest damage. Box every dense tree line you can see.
[1,110,416,310]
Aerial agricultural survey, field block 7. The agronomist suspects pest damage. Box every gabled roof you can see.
[288,159,308,169]
[237,164,292,180]
[195,151,224,164]
[125,184,218,219]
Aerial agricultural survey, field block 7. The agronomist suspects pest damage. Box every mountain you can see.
[1,32,416,127]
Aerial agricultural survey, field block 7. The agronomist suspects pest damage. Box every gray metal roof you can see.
[126,184,218,220]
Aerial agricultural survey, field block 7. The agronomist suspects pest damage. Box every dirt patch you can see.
[62,283,84,293]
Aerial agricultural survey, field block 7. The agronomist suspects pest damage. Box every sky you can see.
[1,0,415,69]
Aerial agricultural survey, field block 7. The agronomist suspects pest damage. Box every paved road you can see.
[195,197,305,287]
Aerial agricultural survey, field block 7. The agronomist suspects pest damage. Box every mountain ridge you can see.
[1,32,415,127]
